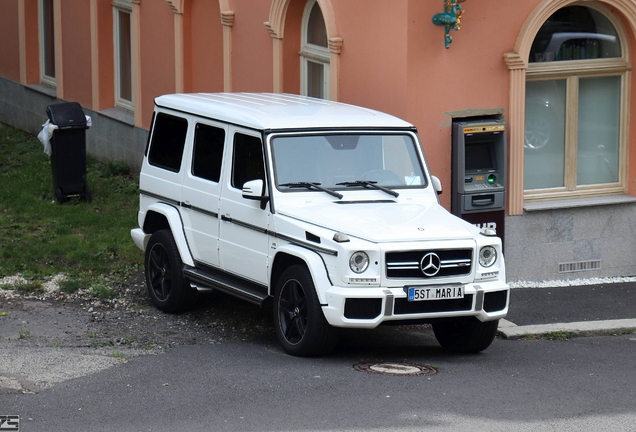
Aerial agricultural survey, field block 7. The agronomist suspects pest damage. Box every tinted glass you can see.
[530,6,620,62]
[231,134,264,189]
[192,124,225,182]
[148,113,188,172]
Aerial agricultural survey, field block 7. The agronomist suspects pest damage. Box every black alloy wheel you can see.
[145,229,194,313]
[274,265,337,356]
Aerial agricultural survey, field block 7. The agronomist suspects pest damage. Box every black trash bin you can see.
[46,102,91,203]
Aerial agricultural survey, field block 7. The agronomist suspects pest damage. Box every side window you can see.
[39,0,56,87]
[231,133,265,189]
[148,113,188,172]
[192,123,225,182]
[113,1,134,111]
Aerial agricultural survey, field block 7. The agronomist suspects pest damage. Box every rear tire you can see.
[432,317,499,353]
[54,188,65,203]
[81,184,92,202]
[145,229,195,313]
[273,265,338,356]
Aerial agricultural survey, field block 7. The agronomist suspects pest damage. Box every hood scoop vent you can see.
[305,232,321,244]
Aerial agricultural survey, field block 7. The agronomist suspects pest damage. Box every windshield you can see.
[271,133,427,191]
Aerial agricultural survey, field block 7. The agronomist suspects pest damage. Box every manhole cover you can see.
[353,362,437,376]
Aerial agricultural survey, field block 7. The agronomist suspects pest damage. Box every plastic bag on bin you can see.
[37,119,58,157]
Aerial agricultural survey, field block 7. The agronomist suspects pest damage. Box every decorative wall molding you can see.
[165,0,184,14]
[328,36,343,55]
[221,10,235,27]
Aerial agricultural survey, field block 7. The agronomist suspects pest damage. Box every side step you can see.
[183,265,270,307]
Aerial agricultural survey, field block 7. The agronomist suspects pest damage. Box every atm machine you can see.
[451,119,506,248]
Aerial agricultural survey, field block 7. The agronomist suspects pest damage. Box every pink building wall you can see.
[232,0,274,93]
[60,0,92,107]
[139,2,176,129]
[0,1,20,82]
[189,0,224,93]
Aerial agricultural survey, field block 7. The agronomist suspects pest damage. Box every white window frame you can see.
[113,0,134,111]
[300,0,330,100]
[524,3,630,201]
[38,0,56,87]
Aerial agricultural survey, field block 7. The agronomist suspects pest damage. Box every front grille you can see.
[344,298,382,319]
[484,290,508,312]
[386,249,472,279]
[394,294,473,315]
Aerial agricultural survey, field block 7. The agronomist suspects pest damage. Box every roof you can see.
[153,93,413,131]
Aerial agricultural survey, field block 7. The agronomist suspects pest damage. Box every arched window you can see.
[524,4,628,199]
[300,0,330,99]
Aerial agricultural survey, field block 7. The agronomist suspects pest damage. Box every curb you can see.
[497,319,636,340]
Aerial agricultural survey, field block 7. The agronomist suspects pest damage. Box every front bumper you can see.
[321,281,509,328]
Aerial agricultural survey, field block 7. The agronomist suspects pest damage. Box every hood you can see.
[276,200,477,243]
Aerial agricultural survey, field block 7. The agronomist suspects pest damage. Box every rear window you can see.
[148,112,188,172]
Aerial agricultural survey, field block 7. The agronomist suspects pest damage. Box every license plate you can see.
[407,285,464,302]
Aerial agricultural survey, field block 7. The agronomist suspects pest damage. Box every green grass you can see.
[14,280,45,293]
[109,353,126,359]
[58,277,85,294]
[0,123,142,290]
[90,283,119,300]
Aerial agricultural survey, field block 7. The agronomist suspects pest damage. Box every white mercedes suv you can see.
[131,93,509,356]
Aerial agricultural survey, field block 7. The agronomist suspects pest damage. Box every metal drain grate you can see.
[558,259,602,274]
[353,362,438,376]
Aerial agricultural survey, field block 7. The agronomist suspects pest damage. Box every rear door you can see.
[180,120,227,267]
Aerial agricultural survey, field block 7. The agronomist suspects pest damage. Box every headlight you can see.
[349,251,369,273]
[479,246,497,268]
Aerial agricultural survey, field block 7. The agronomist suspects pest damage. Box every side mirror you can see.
[242,179,269,209]
[431,176,442,195]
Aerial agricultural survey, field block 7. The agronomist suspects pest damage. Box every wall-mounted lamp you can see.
[432,0,466,49]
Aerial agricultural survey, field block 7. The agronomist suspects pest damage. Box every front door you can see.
[218,128,270,284]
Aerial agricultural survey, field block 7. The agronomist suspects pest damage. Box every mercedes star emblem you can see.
[420,252,441,277]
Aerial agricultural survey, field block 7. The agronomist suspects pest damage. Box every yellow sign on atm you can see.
[463,125,505,134]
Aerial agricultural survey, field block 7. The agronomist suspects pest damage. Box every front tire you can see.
[273,265,337,357]
[145,229,195,313]
[432,317,499,353]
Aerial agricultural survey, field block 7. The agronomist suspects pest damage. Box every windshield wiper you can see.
[279,182,343,199]
[336,180,399,198]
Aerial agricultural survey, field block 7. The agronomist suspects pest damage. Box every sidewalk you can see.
[498,282,636,339]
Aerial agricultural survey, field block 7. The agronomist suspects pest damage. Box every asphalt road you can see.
[2,282,636,431]
[507,283,636,325]
[2,325,636,432]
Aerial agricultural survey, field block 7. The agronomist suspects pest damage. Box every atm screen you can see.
[465,141,496,172]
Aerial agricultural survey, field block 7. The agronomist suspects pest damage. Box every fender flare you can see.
[144,203,195,266]
[273,243,332,305]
